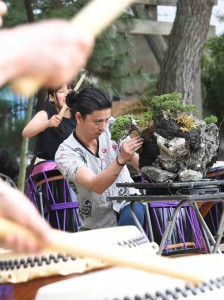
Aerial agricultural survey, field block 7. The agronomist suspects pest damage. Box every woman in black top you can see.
[23,83,76,160]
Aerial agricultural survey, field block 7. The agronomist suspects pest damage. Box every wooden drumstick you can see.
[0,218,202,285]
[11,0,135,96]
[58,73,86,118]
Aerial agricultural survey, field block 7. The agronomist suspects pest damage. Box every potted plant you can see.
[111,92,219,182]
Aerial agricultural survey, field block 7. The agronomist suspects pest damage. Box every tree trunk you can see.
[23,0,34,22]
[133,4,167,66]
[17,0,35,192]
[144,35,167,67]
[18,96,34,192]
[157,0,215,104]
[144,5,167,67]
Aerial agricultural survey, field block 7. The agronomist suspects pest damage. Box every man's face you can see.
[77,109,111,139]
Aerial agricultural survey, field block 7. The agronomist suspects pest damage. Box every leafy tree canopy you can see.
[202,33,224,122]
[2,0,150,98]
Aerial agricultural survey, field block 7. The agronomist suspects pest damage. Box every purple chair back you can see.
[26,161,80,232]
[147,201,206,255]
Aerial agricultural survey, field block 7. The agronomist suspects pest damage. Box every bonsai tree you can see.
[111,93,219,182]
[110,114,144,141]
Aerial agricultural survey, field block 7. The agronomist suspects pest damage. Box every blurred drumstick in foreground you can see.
[11,0,135,96]
[58,73,86,118]
[0,218,203,285]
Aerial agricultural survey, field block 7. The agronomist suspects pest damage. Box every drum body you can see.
[26,161,80,232]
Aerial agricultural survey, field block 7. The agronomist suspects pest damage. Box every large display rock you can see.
[140,118,219,182]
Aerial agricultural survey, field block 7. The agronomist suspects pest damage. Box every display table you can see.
[107,180,224,255]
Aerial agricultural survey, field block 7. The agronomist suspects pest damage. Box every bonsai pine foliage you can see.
[110,114,143,141]
[145,93,198,133]
[149,92,197,119]
[203,115,218,124]
[111,92,218,147]
[111,92,199,142]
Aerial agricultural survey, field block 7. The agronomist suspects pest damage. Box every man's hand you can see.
[118,137,143,165]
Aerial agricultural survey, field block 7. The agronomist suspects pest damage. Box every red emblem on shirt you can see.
[102,148,107,153]
[112,144,118,150]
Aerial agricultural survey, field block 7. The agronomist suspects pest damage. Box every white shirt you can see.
[55,122,139,230]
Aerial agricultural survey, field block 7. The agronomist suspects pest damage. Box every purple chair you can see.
[131,175,206,255]
[204,164,224,243]
[26,161,80,232]
[147,201,206,255]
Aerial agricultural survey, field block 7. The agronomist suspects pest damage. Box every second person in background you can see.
[23,83,76,163]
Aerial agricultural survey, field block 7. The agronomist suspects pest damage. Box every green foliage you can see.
[147,92,197,119]
[2,0,147,98]
[203,115,218,124]
[143,111,153,124]
[2,1,27,27]
[0,88,27,156]
[85,13,147,97]
[111,93,199,140]
[206,35,224,58]
[0,119,25,156]
[110,114,143,141]
[201,34,224,122]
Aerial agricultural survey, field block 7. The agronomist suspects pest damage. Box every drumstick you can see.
[0,218,202,285]
[11,0,135,96]
[58,73,86,118]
